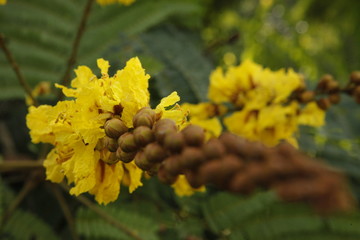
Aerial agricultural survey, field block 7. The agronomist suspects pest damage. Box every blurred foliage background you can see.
[1,0,360,239]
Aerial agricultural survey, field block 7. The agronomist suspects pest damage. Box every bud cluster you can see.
[346,71,360,103]
[101,107,354,214]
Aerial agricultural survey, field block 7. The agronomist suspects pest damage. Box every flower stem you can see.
[58,0,95,100]
[0,34,38,106]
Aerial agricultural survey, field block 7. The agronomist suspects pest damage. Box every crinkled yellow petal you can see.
[26,105,55,144]
[123,162,143,193]
[43,149,65,183]
[97,58,110,76]
[172,175,205,197]
[189,117,222,139]
[72,66,95,89]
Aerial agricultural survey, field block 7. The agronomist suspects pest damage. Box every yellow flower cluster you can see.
[0,0,6,5]
[186,60,325,146]
[26,58,196,204]
[96,0,135,6]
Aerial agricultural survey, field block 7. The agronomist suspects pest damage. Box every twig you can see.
[0,160,43,173]
[58,0,95,100]
[59,183,143,240]
[0,121,16,157]
[1,172,40,225]
[0,34,38,106]
[48,184,79,240]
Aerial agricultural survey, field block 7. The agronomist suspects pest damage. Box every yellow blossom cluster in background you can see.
[26,58,198,204]
[96,0,135,6]
[0,0,6,5]
[185,59,325,147]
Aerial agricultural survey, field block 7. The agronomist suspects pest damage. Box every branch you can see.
[58,0,95,100]
[0,34,38,106]
[48,184,79,240]
[59,183,143,240]
[0,160,43,173]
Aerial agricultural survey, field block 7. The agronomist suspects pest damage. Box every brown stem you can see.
[59,183,143,240]
[58,0,95,100]
[0,34,38,106]
[48,184,79,240]
[0,160,43,173]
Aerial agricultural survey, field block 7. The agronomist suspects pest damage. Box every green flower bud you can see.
[104,118,128,139]
[181,125,205,147]
[118,132,138,152]
[163,132,185,153]
[116,147,137,163]
[104,136,118,152]
[133,126,155,147]
[134,151,152,171]
[144,142,167,163]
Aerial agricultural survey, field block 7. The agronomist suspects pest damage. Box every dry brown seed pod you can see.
[157,165,178,185]
[116,148,137,163]
[104,136,118,152]
[144,142,167,163]
[133,126,155,147]
[163,132,185,153]
[118,132,138,152]
[134,151,152,171]
[316,98,331,111]
[104,118,128,139]
[181,125,205,147]
[163,156,183,176]
[203,138,226,159]
[180,147,205,169]
[328,93,341,104]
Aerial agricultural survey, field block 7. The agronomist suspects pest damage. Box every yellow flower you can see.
[25,81,51,106]
[172,175,205,197]
[96,0,135,6]
[0,0,6,5]
[27,57,185,204]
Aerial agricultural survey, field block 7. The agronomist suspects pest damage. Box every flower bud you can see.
[134,151,152,171]
[157,165,178,185]
[153,119,177,144]
[144,142,167,163]
[180,147,205,169]
[104,136,118,152]
[95,138,105,151]
[133,126,155,147]
[203,138,226,159]
[133,112,154,128]
[116,147,136,163]
[163,156,183,176]
[146,164,160,176]
[329,93,340,104]
[316,74,333,92]
[327,80,340,93]
[316,98,331,111]
[219,132,248,156]
[298,91,315,103]
[118,132,138,152]
[104,118,128,139]
[185,170,203,189]
[181,125,205,147]
[228,172,255,194]
[102,152,119,165]
[136,107,157,121]
[163,132,185,153]
[350,71,360,84]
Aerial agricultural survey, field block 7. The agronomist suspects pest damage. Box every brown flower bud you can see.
[185,170,203,189]
[316,98,331,111]
[157,165,178,184]
[147,163,160,176]
[134,151,152,171]
[133,112,154,128]
[328,93,341,104]
[136,107,157,121]
[219,132,248,156]
[144,142,167,163]
[327,81,340,93]
[104,136,118,152]
[133,126,155,147]
[95,138,105,151]
[118,132,138,152]
[298,91,315,103]
[180,147,205,169]
[228,172,255,194]
[116,148,136,163]
[102,152,119,165]
[350,71,360,84]
[104,118,128,139]
[316,74,333,92]
[198,160,222,184]
[181,125,205,147]
[154,119,177,144]
[163,132,185,153]
[202,138,226,159]
[163,156,183,176]
[212,155,244,188]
